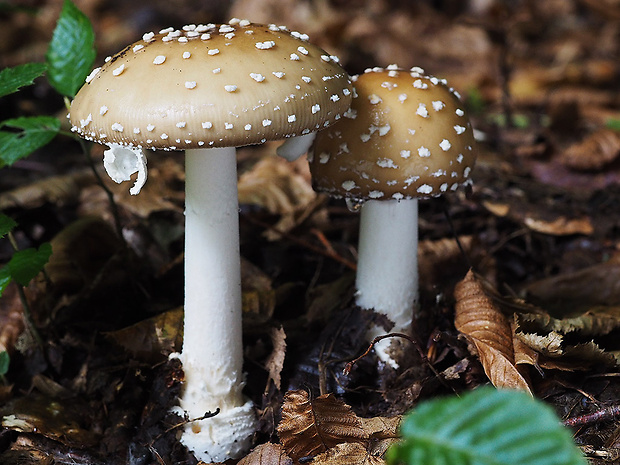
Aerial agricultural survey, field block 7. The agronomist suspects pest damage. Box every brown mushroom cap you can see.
[309,66,476,200]
[69,19,352,150]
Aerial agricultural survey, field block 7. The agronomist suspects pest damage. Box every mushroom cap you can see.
[69,20,353,150]
[309,66,476,201]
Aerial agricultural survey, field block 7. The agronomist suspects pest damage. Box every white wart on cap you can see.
[69,20,352,150]
[309,66,476,201]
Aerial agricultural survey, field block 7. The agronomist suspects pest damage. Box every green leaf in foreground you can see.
[45,0,95,97]
[387,387,587,465]
[0,116,60,167]
[6,242,52,286]
[0,63,47,99]
[0,213,17,238]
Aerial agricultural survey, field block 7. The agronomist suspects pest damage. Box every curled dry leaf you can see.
[237,443,293,465]
[561,129,620,171]
[277,390,366,461]
[265,326,287,391]
[454,270,533,394]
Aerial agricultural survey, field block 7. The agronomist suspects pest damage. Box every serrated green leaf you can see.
[7,242,52,286]
[0,213,17,238]
[0,351,9,377]
[387,388,587,465]
[0,116,60,166]
[45,0,95,97]
[0,63,47,98]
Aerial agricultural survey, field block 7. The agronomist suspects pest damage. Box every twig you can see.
[563,405,620,427]
[343,331,457,393]
[159,409,220,439]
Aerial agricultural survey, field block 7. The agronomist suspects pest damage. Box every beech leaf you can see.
[313,442,385,465]
[238,443,293,465]
[454,270,533,394]
[277,390,366,460]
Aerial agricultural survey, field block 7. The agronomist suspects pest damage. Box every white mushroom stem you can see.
[355,198,418,368]
[179,147,256,462]
[276,132,317,161]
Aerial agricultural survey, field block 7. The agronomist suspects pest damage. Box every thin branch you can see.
[564,405,620,428]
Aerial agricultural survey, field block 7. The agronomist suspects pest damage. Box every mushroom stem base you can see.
[355,198,418,366]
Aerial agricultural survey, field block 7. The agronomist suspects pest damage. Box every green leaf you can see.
[0,213,17,238]
[0,116,60,167]
[0,266,11,297]
[45,0,95,97]
[0,351,9,377]
[0,63,47,99]
[7,242,52,286]
[387,388,587,465]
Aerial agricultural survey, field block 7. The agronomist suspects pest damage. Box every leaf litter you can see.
[4,0,620,464]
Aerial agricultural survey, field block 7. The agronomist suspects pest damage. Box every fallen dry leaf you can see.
[265,326,287,391]
[560,129,620,171]
[105,307,183,363]
[525,259,620,313]
[238,155,317,239]
[241,258,276,323]
[278,390,366,460]
[482,200,593,236]
[238,443,293,465]
[0,169,96,211]
[0,284,25,354]
[312,442,385,465]
[454,270,533,394]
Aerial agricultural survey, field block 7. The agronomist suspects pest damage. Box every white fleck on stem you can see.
[355,198,418,368]
[179,147,256,462]
[276,132,316,161]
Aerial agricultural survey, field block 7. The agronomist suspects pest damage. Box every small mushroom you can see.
[69,19,352,462]
[308,66,476,367]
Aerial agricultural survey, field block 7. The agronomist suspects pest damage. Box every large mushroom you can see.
[308,66,476,366]
[69,19,352,462]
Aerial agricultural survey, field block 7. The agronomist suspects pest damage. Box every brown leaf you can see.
[454,271,533,394]
[0,169,96,211]
[483,200,593,236]
[0,283,25,354]
[360,416,400,440]
[265,326,287,391]
[277,390,366,460]
[105,307,183,363]
[561,129,620,171]
[312,442,385,465]
[238,155,316,239]
[238,443,293,465]
[241,258,276,324]
[360,416,402,457]
[525,259,620,314]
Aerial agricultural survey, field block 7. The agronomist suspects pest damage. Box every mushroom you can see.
[308,66,476,367]
[69,19,352,462]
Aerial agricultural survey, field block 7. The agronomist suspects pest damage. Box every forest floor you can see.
[3,0,620,463]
